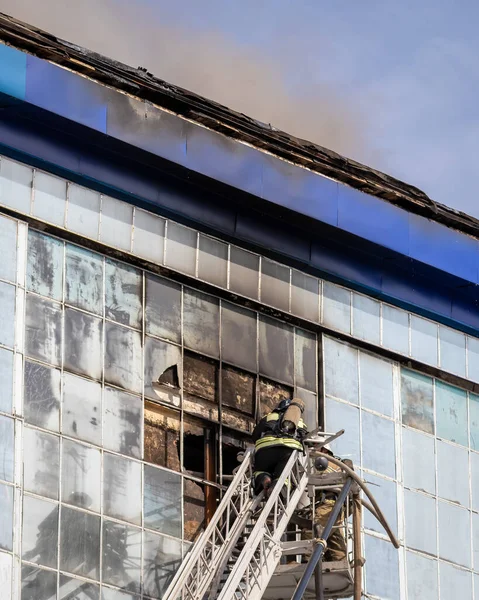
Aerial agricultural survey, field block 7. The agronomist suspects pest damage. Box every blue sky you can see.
[1,0,479,217]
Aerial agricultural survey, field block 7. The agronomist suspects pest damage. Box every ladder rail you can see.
[163,449,255,600]
[215,449,310,600]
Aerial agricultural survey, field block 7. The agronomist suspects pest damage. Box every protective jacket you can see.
[252,408,308,453]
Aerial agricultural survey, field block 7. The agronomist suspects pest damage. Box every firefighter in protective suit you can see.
[251,398,308,496]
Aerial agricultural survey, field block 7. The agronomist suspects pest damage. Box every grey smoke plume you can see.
[0,0,373,161]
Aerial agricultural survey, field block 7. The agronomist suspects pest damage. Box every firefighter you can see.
[308,445,348,562]
[252,398,308,496]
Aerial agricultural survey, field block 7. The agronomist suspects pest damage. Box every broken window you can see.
[259,377,293,418]
[144,337,182,409]
[222,364,255,415]
[184,352,218,403]
[144,403,181,472]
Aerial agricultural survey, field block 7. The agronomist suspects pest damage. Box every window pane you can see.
[440,562,472,599]
[100,196,132,251]
[59,574,100,600]
[33,171,66,226]
[144,465,182,538]
[0,552,12,600]
[0,282,15,349]
[183,289,219,357]
[471,451,479,512]
[0,347,14,414]
[67,184,100,239]
[0,215,16,284]
[325,398,360,465]
[144,337,182,405]
[103,387,142,459]
[404,489,437,554]
[64,308,103,380]
[222,365,255,415]
[439,326,466,376]
[259,316,293,384]
[294,388,318,431]
[0,157,32,213]
[198,235,227,287]
[470,393,479,451]
[438,501,471,567]
[62,439,101,513]
[382,304,409,355]
[401,369,434,435]
[25,294,62,366]
[132,208,165,263]
[359,352,393,416]
[144,404,181,472]
[23,427,59,500]
[145,275,181,343]
[102,521,141,593]
[24,361,61,431]
[436,380,467,446]
[322,282,350,334]
[324,337,358,405]
[363,473,397,536]
[103,454,142,526]
[105,260,142,329]
[473,512,479,571]
[364,535,399,599]
[406,552,438,600]
[229,246,259,299]
[22,496,58,568]
[362,412,395,477]
[468,336,479,382]
[22,564,57,600]
[291,270,319,322]
[26,230,63,300]
[352,293,380,345]
[105,323,142,394]
[437,440,469,507]
[184,478,206,543]
[165,222,196,275]
[221,302,257,372]
[143,531,182,599]
[294,329,316,391]
[402,427,436,495]
[63,373,102,445]
[102,588,136,600]
[411,315,438,366]
[60,506,100,579]
[0,415,14,482]
[65,244,103,315]
[0,482,13,551]
[261,258,290,311]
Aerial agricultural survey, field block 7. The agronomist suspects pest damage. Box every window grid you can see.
[0,155,477,386]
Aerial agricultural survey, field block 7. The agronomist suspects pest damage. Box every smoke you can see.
[0,0,373,161]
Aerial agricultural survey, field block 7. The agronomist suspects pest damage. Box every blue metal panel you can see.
[338,185,410,255]
[235,211,311,262]
[184,123,263,197]
[311,241,383,291]
[0,43,26,100]
[25,56,107,133]
[409,213,479,285]
[261,155,338,227]
[106,94,187,165]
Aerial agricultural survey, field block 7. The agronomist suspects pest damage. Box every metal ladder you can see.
[163,447,309,600]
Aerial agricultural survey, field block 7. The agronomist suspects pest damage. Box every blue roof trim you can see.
[0,42,478,326]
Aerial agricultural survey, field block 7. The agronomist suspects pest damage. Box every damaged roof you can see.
[0,11,478,240]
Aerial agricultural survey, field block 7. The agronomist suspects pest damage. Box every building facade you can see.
[0,12,479,600]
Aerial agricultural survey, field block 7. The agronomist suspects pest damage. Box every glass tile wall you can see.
[324,335,479,599]
[0,219,318,599]
[0,155,478,385]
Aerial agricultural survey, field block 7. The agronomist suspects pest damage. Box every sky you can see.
[0,0,478,218]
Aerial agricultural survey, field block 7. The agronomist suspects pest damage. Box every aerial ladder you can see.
[163,431,399,600]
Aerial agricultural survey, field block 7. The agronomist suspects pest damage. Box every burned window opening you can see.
[221,363,255,416]
[144,402,181,472]
[259,377,293,419]
[183,351,218,404]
